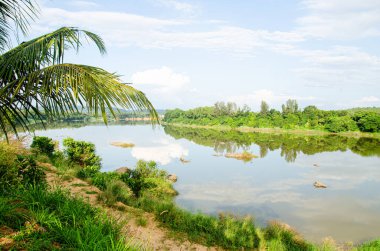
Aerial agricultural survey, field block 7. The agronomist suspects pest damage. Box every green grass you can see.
[0,186,138,250]
[136,217,148,227]
[355,239,380,250]
[85,190,98,195]
[132,193,261,249]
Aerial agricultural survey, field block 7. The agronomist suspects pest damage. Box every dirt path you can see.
[42,163,219,251]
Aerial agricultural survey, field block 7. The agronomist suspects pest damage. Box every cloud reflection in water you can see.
[131,139,188,165]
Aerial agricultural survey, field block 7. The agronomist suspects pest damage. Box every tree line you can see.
[163,100,380,133]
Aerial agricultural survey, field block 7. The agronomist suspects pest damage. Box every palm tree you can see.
[0,0,158,140]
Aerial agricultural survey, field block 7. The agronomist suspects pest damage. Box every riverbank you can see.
[1,136,380,250]
[163,122,380,139]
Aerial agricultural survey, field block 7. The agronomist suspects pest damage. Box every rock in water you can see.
[314,181,327,188]
[180,157,190,163]
[167,174,177,182]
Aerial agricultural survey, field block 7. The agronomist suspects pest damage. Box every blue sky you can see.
[30,0,380,110]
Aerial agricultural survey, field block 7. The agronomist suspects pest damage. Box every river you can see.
[33,122,380,244]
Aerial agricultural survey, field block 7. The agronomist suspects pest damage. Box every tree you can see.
[260,100,269,115]
[355,112,380,132]
[282,99,299,114]
[0,1,157,139]
[325,116,358,133]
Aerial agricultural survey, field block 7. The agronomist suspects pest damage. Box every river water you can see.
[33,123,380,243]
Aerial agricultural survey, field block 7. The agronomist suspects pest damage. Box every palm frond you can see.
[0,0,38,51]
[0,27,106,81]
[1,63,158,134]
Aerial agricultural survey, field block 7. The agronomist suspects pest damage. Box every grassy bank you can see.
[2,136,380,250]
[163,122,380,139]
[0,139,138,250]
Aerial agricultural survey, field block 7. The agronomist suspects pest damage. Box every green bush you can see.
[31,136,56,156]
[357,239,380,250]
[120,160,167,196]
[135,160,167,179]
[0,140,24,191]
[325,116,358,133]
[0,142,46,192]
[264,222,313,251]
[16,155,46,187]
[356,112,380,132]
[98,180,132,206]
[63,137,101,167]
[76,165,101,179]
[91,172,120,190]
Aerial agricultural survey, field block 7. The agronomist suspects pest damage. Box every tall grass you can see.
[0,187,137,250]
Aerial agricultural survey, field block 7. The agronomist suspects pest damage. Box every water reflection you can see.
[164,125,380,161]
[131,139,188,165]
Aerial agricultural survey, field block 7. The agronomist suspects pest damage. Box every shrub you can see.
[120,160,167,197]
[98,180,132,206]
[356,112,380,132]
[31,136,56,156]
[325,116,358,133]
[264,221,313,251]
[135,160,167,179]
[91,172,120,190]
[63,138,101,167]
[0,140,46,191]
[76,165,101,179]
[357,239,380,250]
[120,170,147,197]
[16,155,46,187]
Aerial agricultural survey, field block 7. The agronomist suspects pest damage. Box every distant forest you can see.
[163,100,380,133]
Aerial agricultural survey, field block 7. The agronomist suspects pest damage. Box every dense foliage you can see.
[63,138,101,166]
[163,101,380,133]
[0,140,46,192]
[31,136,56,156]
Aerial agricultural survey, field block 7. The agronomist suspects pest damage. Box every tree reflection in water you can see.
[164,125,380,162]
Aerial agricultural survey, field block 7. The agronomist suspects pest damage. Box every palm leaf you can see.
[1,63,158,132]
[0,27,158,139]
[0,0,38,51]
[0,27,106,81]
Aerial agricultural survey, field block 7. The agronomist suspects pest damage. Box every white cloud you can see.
[227,89,315,108]
[130,66,193,107]
[157,0,196,13]
[31,5,303,55]
[131,66,190,91]
[68,0,99,8]
[355,96,380,104]
[297,0,380,39]
[281,46,380,88]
